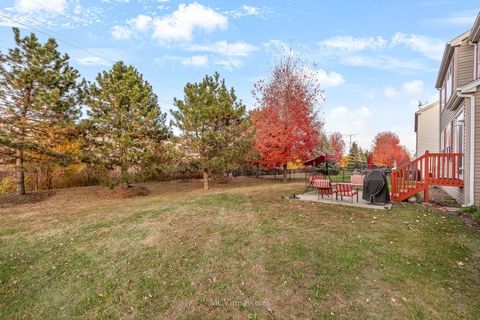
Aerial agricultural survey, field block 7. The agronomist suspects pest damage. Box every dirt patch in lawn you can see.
[0,190,56,208]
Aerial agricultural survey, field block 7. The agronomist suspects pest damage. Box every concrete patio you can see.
[296,190,393,211]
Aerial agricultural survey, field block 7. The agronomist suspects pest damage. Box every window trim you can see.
[477,44,480,79]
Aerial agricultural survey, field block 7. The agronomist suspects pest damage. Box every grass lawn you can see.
[1,178,479,319]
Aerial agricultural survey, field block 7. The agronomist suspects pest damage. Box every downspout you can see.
[456,90,475,206]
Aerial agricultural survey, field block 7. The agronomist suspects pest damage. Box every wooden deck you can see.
[391,151,464,202]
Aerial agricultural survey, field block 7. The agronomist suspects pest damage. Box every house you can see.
[393,12,480,205]
[434,12,480,206]
[414,101,439,158]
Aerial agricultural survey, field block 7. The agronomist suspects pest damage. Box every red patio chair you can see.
[350,175,365,188]
[335,183,359,203]
[313,179,334,200]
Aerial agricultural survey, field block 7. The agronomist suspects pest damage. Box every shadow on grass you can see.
[0,190,56,209]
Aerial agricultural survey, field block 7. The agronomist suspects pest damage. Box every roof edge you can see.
[468,12,480,42]
[435,30,471,88]
[415,101,439,115]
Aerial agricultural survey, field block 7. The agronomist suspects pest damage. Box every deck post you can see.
[424,150,430,202]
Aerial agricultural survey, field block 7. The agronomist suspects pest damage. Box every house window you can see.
[445,123,452,153]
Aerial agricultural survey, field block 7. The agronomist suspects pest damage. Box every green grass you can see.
[1,179,479,319]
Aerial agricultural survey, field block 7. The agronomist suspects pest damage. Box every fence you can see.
[251,168,362,183]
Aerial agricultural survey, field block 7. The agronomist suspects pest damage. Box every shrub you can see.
[461,205,480,221]
[0,177,15,194]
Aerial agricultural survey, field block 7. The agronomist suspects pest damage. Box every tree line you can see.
[0,28,409,196]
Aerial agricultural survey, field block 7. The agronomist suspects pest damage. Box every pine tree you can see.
[84,61,169,187]
[346,142,366,170]
[0,28,82,195]
[172,72,252,190]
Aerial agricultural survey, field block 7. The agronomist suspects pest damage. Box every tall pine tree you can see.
[346,142,366,170]
[84,61,169,187]
[172,72,252,190]
[0,28,82,195]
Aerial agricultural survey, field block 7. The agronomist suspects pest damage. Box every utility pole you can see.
[343,133,358,151]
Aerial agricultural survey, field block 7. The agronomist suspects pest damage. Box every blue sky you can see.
[0,0,479,152]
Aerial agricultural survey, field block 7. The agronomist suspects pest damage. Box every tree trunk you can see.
[203,169,209,190]
[16,148,26,195]
[34,170,39,191]
[120,165,129,190]
[283,163,288,183]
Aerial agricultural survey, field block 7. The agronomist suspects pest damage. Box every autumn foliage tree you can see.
[329,132,345,165]
[252,55,323,181]
[372,131,410,167]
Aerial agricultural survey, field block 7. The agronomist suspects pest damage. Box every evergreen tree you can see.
[172,72,252,190]
[84,61,169,187]
[0,28,82,195]
[346,142,366,170]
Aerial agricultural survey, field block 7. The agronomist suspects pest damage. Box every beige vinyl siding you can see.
[475,91,480,204]
[457,42,474,87]
[441,101,467,205]
[440,106,456,136]
[416,103,439,156]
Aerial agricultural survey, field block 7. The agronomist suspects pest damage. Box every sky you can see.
[0,0,479,153]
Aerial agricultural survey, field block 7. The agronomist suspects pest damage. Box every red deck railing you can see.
[391,151,463,202]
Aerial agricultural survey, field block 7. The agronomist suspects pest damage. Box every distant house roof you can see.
[414,101,439,133]
[415,101,439,115]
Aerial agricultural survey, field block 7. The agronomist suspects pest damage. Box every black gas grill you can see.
[362,169,390,203]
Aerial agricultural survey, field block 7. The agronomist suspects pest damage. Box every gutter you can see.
[456,89,475,206]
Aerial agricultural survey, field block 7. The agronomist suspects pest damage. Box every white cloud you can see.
[263,39,291,55]
[325,106,373,148]
[181,55,208,67]
[111,25,133,40]
[214,58,243,71]
[152,2,227,43]
[74,56,111,67]
[384,80,426,100]
[316,33,445,71]
[402,79,424,97]
[154,54,209,68]
[128,14,152,32]
[384,86,401,99]
[187,41,257,57]
[15,0,67,14]
[112,3,228,44]
[226,5,270,18]
[315,69,345,88]
[71,48,124,67]
[391,33,444,61]
[0,1,104,29]
[342,54,429,71]
[318,35,387,51]
[242,5,259,16]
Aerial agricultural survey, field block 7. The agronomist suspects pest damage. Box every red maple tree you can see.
[252,55,323,181]
[329,132,345,165]
[372,131,410,167]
